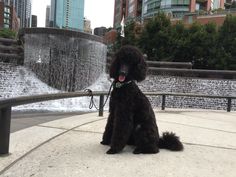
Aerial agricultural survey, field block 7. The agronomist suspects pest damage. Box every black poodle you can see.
[101,45,183,154]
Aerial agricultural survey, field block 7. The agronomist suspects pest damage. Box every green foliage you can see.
[139,12,172,61]
[113,27,123,52]
[0,29,16,39]
[186,22,218,69]
[112,13,236,70]
[121,20,137,46]
[217,15,236,70]
[231,1,236,9]
[169,21,190,62]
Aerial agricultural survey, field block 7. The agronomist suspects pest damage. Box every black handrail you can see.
[0,91,108,109]
[0,91,235,155]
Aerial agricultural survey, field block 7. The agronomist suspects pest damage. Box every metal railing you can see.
[0,91,235,155]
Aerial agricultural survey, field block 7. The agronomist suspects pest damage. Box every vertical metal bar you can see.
[0,107,12,155]
[227,98,232,112]
[161,95,166,110]
[99,95,104,117]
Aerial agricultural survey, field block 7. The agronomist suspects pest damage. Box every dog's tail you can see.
[158,132,184,151]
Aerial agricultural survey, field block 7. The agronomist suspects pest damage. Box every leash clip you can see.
[115,82,122,88]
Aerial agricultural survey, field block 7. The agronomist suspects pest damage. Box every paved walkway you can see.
[0,109,236,177]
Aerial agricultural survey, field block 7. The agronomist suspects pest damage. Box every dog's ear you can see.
[132,56,147,82]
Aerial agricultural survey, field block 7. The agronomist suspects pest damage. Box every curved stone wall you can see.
[138,75,236,111]
[23,28,107,91]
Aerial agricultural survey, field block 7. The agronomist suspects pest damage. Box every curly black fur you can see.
[101,45,183,154]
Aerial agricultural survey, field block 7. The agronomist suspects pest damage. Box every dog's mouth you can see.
[118,65,129,82]
[118,75,126,82]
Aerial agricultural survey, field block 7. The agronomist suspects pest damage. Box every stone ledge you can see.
[22,28,106,44]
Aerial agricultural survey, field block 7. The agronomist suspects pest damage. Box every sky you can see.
[31,0,115,29]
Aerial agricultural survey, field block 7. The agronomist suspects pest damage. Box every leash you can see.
[84,81,114,110]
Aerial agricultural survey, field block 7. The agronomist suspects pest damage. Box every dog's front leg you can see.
[107,111,133,154]
[101,113,114,145]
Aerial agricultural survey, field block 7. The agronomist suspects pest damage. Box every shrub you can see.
[0,29,16,39]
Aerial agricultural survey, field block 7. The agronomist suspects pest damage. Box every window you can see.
[4,13,10,18]
[184,0,190,5]
[143,5,147,13]
[4,24,9,28]
[4,7,10,13]
[172,0,178,4]
[4,18,10,24]
[188,16,193,24]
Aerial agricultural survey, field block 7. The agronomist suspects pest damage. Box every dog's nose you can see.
[119,71,126,76]
[119,65,129,76]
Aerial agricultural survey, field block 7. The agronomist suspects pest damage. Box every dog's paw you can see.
[133,148,142,154]
[133,147,159,154]
[100,141,109,145]
[106,148,118,154]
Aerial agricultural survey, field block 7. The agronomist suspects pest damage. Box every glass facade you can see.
[14,0,32,27]
[142,0,190,18]
[114,0,122,28]
[3,5,11,29]
[52,0,84,31]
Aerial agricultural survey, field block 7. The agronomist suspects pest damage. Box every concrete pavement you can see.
[11,111,87,133]
[0,109,236,177]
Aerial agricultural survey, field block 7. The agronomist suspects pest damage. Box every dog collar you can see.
[114,81,133,88]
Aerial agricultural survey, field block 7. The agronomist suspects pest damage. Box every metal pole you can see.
[161,95,166,110]
[227,98,232,112]
[99,95,104,117]
[0,107,11,155]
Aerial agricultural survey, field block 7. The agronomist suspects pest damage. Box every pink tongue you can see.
[118,75,126,82]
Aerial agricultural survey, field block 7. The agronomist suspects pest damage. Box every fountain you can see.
[23,28,107,91]
[0,28,235,111]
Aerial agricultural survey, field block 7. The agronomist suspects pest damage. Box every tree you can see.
[121,20,137,46]
[179,22,219,69]
[138,12,172,61]
[217,14,236,70]
[170,21,190,62]
[112,20,138,52]
[231,1,236,9]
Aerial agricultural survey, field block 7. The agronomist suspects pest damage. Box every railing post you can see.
[0,107,12,155]
[161,95,166,110]
[227,98,232,112]
[99,95,104,117]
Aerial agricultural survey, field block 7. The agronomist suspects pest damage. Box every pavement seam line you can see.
[36,125,70,131]
[158,111,236,124]
[0,117,106,175]
[72,129,103,134]
[183,142,236,151]
[36,125,104,134]
[158,119,236,134]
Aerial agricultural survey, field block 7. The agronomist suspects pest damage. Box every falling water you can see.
[24,28,107,92]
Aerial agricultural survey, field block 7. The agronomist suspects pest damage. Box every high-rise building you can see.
[13,0,32,28]
[0,0,19,31]
[83,18,92,34]
[31,14,37,27]
[94,27,107,36]
[142,0,225,18]
[113,0,143,28]
[114,0,226,25]
[143,0,191,18]
[50,0,84,31]
[45,5,50,27]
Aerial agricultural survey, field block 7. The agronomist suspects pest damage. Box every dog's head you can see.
[110,45,147,82]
